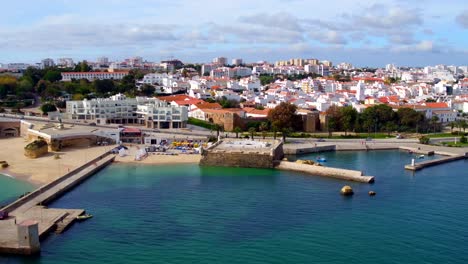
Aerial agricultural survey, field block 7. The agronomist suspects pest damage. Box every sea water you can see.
[1,150,468,264]
[0,174,34,206]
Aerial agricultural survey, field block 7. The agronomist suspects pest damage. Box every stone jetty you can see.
[0,153,115,255]
[276,161,375,183]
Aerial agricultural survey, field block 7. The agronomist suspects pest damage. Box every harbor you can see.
[0,153,114,255]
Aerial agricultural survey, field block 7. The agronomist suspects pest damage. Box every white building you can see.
[136,101,188,129]
[40,58,55,69]
[232,58,243,66]
[61,71,129,81]
[66,93,188,128]
[57,58,74,68]
[97,57,110,65]
[212,57,227,66]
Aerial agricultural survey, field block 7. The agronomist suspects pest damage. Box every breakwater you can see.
[0,152,115,255]
[405,154,468,171]
[276,161,374,183]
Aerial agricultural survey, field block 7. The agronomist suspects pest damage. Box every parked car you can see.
[366,137,373,141]
[89,122,97,126]
[317,138,326,142]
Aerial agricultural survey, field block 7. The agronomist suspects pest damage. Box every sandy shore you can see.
[0,137,114,185]
[0,137,200,186]
[113,145,201,164]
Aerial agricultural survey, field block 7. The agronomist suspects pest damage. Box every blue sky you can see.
[0,0,467,67]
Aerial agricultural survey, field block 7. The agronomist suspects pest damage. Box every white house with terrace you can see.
[65,93,187,128]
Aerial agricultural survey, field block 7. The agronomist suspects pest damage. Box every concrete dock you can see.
[276,161,375,183]
[405,154,467,171]
[0,153,115,255]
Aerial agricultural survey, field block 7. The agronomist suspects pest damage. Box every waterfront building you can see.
[65,93,188,128]
[136,101,188,129]
[61,71,129,81]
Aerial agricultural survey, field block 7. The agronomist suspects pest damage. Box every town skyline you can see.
[1,0,467,66]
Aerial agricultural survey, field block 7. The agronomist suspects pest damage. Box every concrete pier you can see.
[276,161,374,183]
[405,154,467,171]
[0,152,115,255]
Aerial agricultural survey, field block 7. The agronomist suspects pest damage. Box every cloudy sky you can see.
[1,0,467,66]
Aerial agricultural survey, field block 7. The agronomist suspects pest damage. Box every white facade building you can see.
[61,71,129,81]
[66,94,188,128]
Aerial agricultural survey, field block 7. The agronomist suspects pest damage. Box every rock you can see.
[295,159,315,165]
[1,162,8,168]
[368,191,376,196]
[282,158,289,161]
[340,186,354,196]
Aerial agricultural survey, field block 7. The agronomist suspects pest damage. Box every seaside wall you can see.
[276,161,374,183]
[200,139,284,169]
[200,151,276,168]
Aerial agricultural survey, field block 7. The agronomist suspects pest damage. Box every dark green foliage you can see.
[188,117,217,130]
[40,103,57,114]
[460,135,467,144]
[419,136,430,144]
[43,70,62,82]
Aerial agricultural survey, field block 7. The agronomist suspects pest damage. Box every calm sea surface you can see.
[1,150,468,264]
[0,174,34,207]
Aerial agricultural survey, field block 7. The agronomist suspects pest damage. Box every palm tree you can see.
[259,122,269,139]
[233,127,242,138]
[430,116,439,133]
[248,127,256,140]
[449,122,456,133]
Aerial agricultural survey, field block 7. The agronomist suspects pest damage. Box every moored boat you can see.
[76,214,93,221]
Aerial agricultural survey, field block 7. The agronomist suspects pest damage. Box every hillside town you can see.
[1,56,467,135]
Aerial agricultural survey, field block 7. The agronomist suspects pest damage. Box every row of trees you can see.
[326,104,440,136]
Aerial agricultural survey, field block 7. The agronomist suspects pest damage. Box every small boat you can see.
[418,155,425,159]
[316,157,327,162]
[76,214,93,221]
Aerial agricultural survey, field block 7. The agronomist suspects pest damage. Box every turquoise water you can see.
[2,150,468,263]
[0,174,34,206]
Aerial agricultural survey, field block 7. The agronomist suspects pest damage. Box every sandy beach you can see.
[113,145,201,165]
[0,137,113,185]
[0,137,200,186]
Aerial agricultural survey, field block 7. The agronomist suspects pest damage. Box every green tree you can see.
[339,106,357,136]
[74,61,92,72]
[268,102,297,142]
[139,84,155,96]
[259,122,269,139]
[449,121,456,133]
[397,108,424,132]
[40,103,57,114]
[93,79,115,95]
[43,70,62,82]
[248,127,256,140]
[430,116,439,133]
[326,105,342,137]
[233,127,242,138]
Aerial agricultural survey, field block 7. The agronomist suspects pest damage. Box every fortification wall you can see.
[200,151,275,168]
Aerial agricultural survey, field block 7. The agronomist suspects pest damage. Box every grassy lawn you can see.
[427,132,467,138]
[442,142,468,147]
